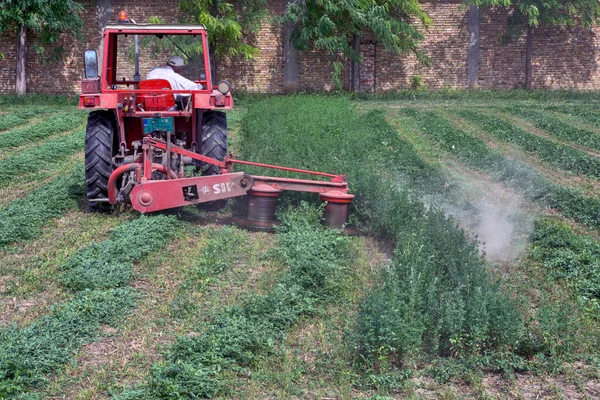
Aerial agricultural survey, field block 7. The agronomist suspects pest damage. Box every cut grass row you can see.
[118,205,353,399]
[0,166,85,248]
[0,109,51,132]
[0,111,85,149]
[402,108,600,230]
[40,224,271,398]
[0,128,84,186]
[502,106,600,152]
[0,216,178,397]
[456,109,600,178]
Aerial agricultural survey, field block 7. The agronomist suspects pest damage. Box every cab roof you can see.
[104,24,207,33]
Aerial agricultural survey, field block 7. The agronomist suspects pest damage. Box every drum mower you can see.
[79,15,354,230]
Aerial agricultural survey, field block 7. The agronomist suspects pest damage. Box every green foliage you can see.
[118,204,351,399]
[239,96,448,226]
[353,203,523,367]
[402,108,600,229]
[0,112,84,149]
[502,106,600,153]
[61,216,178,291]
[179,0,267,60]
[186,226,245,282]
[456,109,600,178]
[285,0,431,63]
[531,219,600,314]
[0,167,84,248]
[469,0,600,29]
[0,0,84,57]
[0,129,84,186]
[238,96,522,380]
[0,288,137,396]
[410,75,424,90]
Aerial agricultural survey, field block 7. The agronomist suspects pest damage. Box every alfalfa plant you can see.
[0,166,85,248]
[117,203,352,399]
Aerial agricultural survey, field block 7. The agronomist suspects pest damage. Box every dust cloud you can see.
[443,187,534,263]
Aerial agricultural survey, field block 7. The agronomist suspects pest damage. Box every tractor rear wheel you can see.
[199,111,228,175]
[196,110,228,211]
[85,111,115,212]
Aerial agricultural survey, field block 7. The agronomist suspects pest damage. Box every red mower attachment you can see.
[107,136,355,230]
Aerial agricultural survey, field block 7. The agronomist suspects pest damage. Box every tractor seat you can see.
[137,79,175,111]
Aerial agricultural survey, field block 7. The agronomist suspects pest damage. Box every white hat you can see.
[167,55,184,68]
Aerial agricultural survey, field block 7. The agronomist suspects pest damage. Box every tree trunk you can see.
[283,0,299,93]
[525,25,533,90]
[467,5,480,90]
[16,25,27,95]
[350,33,360,92]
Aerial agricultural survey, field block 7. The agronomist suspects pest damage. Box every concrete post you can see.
[96,0,113,72]
[283,0,299,93]
[467,5,480,90]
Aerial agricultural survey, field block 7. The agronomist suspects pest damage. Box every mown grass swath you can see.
[0,112,85,149]
[0,167,85,248]
[456,109,600,178]
[531,218,600,315]
[546,104,600,130]
[402,108,600,229]
[502,106,600,152]
[118,205,352,399]
[237,96,525,383]
[0,216,177,396]
[0,129,84,185]
[0,109,48,132]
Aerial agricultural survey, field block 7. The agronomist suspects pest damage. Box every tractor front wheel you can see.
[197,110,228,211]
[85,111,116,212]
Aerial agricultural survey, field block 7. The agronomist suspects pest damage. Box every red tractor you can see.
[79,14,354,230]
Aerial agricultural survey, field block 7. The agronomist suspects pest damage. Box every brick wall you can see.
[1,1,600,94]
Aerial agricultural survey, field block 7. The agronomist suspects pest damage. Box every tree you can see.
[284,0,431,91]
[470,0,600,90]
[0,0,84,95]
[179,0,268,81]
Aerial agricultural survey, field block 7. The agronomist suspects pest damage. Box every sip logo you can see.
[213,182,235,194]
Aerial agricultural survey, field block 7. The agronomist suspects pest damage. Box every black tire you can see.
[199,111,228,175]
[85,111,116,212]
[196,111,228,211]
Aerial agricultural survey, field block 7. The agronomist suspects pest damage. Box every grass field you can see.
[1,92,600,399]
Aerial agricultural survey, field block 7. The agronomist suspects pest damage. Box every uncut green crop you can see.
[0,216,178,396]
[238,96,522,381]
[531,219,600,315]
[502,106,600,152]
[457,109,600,178]
[239,96,448,220]
[118,205,351,399]
[0,167,85,248]
[0,129,84,185]
[402,108,600,229]
[0,112,85,149]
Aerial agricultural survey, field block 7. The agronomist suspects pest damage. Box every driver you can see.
[146,55,203,91]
